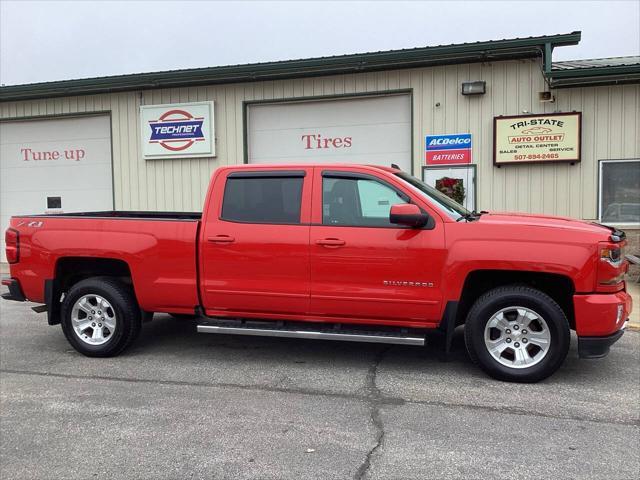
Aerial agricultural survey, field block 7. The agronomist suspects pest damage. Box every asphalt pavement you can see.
[1,293,638,480]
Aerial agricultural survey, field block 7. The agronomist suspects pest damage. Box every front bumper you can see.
[574,290,632,336]
[574,289,631,359]
[1,277,26,302]
[578,329,625,359]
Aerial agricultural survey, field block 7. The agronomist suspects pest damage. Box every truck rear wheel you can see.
[464,285,570,383]
[61,277,141,357]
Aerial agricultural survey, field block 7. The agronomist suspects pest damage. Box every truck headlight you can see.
[600,246,623,266]
[597,242,627,291]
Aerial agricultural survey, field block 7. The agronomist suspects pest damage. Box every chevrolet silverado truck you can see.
[2,164,633,382]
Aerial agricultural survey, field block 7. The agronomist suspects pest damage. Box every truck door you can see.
[309,168,445,325]
[200,168,311,317]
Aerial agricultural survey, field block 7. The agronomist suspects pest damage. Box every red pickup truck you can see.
[2,164,632,382]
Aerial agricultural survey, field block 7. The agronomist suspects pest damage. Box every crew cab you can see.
[2,164,633,382]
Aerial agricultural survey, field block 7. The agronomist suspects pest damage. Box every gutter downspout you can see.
[543,42,554,87]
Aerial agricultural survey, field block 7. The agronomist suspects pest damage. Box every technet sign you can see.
[141,101,215,159]
[425,133,472,165]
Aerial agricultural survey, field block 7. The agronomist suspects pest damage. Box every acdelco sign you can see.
[141,101,215,159]
[425,133,472,165]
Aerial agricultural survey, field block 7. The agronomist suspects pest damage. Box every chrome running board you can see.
[197,320,425,346]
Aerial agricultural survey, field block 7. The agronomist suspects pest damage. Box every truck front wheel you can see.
[464,285,570,383]
[61,277,141,357]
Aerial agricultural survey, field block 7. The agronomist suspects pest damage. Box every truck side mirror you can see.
[389,204,430,228]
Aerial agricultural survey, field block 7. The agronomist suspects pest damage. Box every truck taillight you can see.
[5,228,19,264]
[596,241,626,291]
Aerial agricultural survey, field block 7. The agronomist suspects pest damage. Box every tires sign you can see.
[141,101,215,159]
[425,133,472,165]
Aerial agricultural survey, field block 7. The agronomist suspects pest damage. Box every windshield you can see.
[394,171,471,220]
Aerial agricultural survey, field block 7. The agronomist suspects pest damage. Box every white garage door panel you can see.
[249,95,410,129]
[0,115,113,262]
[248,95,411,170]
[1,116,110,143]
[1,166,113,206]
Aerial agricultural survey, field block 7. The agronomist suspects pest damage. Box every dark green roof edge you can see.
[550,63,640,78]
[547,63,640,88]
[1,31,581,102]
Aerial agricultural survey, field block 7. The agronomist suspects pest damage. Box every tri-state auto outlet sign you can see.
[141,101,215,159]
[494,112,581,165]
[425,133,472,165]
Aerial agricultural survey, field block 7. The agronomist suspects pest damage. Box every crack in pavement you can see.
[0,367,403,407]
[354,347,390,480]
[1,368,637,428]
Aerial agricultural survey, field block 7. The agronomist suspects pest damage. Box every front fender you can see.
[441,237,595,301]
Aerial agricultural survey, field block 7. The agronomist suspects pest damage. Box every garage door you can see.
[0,115,113,262]
[247,94,411,171]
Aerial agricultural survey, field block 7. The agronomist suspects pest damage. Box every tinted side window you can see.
[323,177,407,227]
[221,176,303,224]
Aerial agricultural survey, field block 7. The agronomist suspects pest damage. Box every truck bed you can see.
[13,211,201,221]
[8,212,200,312]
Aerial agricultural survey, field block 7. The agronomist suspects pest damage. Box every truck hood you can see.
[477,211,613,237]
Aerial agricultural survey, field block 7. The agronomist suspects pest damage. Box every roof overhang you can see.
[0,32,581,102]
[547,64,640,88]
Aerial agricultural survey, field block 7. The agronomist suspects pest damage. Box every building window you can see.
[221,176,303,224]
[599,159,640,225]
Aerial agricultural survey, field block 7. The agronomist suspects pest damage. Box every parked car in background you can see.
[602,202,640,223]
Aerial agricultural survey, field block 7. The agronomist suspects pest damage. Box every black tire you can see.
[61,277,142,357]
[464,285,570,383]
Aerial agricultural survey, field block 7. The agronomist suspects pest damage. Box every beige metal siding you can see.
[1,59,639,220]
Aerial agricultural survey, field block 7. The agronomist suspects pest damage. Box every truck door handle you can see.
[208,235,235,244]
[315,238,346,247]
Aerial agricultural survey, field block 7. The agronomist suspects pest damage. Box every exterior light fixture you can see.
[538,91,555,103]
[461,81,486,95]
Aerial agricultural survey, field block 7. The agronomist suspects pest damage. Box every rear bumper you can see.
[1,277,26,302]
[578,329,625,359]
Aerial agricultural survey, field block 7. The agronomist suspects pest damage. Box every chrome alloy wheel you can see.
[71,294,117,346]
[484,306,551,369]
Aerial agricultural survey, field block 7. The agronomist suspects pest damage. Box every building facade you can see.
[1,32,639,261]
